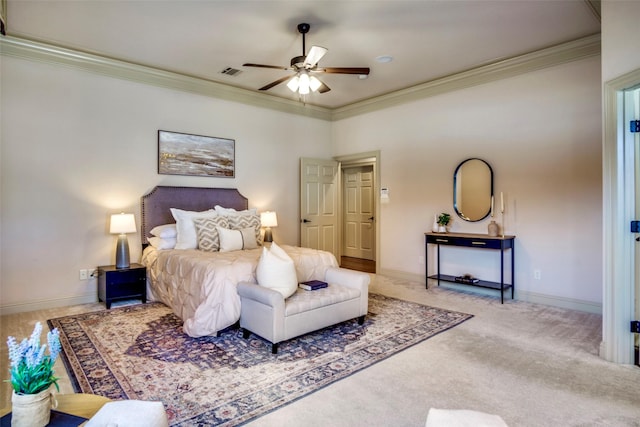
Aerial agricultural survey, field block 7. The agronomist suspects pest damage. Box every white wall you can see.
[333,57,602,308]
[0,55,332,311]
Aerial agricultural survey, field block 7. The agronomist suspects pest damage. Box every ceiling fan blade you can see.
[303,46,328,68]
[258,75,293,91]
[243,63,290,71]
[319,67,370,75]
[317,80,331,93]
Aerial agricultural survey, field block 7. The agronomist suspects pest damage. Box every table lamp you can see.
[260,211,278,243]
[110,213,136,269]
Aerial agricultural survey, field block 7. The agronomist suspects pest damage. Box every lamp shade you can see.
[110,213,136,234]
[260,211,278,228]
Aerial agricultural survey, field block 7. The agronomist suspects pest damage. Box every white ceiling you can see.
[5,0,601,109]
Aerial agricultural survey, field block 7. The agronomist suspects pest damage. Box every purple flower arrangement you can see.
[6,322,61,394]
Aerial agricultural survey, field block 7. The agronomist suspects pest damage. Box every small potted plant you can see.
[437,213,451,233]
[6,322,61,427]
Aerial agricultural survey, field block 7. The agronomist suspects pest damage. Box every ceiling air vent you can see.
[220,67,242,77]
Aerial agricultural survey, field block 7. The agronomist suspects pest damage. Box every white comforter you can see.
[141,245,338,337]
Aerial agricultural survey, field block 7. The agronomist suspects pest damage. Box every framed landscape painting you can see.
[158,130,235,178]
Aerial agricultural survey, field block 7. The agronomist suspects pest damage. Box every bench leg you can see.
[357,315,365,325]
[271,343,278,354]
[242,329,251,339]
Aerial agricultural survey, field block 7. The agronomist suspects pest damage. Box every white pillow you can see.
[255,242,297,298]
[85,400,168,427]
[149,224,177,239]
[214,205,258,216]
[148,236,176,250]
[217,226,258,252]
[170,208,218,250]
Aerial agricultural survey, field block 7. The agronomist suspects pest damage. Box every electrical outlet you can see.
[533,269,541,280]
[79,269,88,280]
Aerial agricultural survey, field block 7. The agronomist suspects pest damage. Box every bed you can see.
[139,186,338,337]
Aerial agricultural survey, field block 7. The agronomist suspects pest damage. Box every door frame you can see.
[335,150,381,274]
[602,68,640,364]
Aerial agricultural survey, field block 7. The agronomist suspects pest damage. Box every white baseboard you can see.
[514,290,602,314]
[0,292,98,316]
[378,268,602,315]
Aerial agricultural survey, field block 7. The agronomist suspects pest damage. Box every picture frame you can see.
[158,130,235,178]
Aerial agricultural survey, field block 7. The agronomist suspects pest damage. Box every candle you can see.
[500,192,504,213]
[491,195,494,217]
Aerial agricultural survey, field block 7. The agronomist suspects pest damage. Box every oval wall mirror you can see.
[453,158,493,222]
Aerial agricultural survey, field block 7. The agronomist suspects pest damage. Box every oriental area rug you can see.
[48,294,472,426]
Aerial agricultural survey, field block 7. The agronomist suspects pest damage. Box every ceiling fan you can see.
[243,23,370,96]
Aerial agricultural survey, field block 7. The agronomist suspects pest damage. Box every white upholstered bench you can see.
[237,267,369,353]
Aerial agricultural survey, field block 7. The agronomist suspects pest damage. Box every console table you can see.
[425,232,515,303]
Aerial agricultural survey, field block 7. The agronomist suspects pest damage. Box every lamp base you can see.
[115,234,130,269]
[264,228,273,243]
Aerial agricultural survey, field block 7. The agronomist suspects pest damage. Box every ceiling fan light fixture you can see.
[287,75,300,92]
[298,72,311,95]
[309,76,322,92]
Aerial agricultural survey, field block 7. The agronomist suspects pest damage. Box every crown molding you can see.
[1,33,600,122]
[331,33,601,120]
[0,35,333,121]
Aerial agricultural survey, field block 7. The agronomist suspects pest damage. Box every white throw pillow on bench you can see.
[256,242,297,298]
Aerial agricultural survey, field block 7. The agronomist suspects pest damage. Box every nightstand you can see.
[97,263,147,309]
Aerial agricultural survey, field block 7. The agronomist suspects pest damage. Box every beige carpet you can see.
[3,274,640,426]
[247,275,640,427]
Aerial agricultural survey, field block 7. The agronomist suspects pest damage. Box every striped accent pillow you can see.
[227,213,263,246]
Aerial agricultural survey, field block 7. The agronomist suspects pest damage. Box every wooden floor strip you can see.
[341,256,376,273]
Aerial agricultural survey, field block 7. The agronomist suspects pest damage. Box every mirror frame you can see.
[453,158,494,222]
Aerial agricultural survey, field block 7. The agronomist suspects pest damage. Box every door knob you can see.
[368,216,374,221]
[302,219,311,223]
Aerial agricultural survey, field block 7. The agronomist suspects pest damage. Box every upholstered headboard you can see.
[140,186,249,245]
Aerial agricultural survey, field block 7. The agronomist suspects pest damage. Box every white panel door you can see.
[342,165,375,260]
[300,158,339,257]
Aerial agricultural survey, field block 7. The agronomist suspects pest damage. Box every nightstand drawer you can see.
[103,268,146,285]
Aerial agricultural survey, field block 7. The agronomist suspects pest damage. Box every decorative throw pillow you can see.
[216,226,258,252]
[255,242,297,298]
[147,236,177,250]
[193,216,229,252]
[227,213,263,246]
[149,223,177,239]
[170,208,218,250]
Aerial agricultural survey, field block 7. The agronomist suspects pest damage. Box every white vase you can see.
[11,389,52,427]
[437,225,447,233]
[431,215,439,233]
[488,220,499,237]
